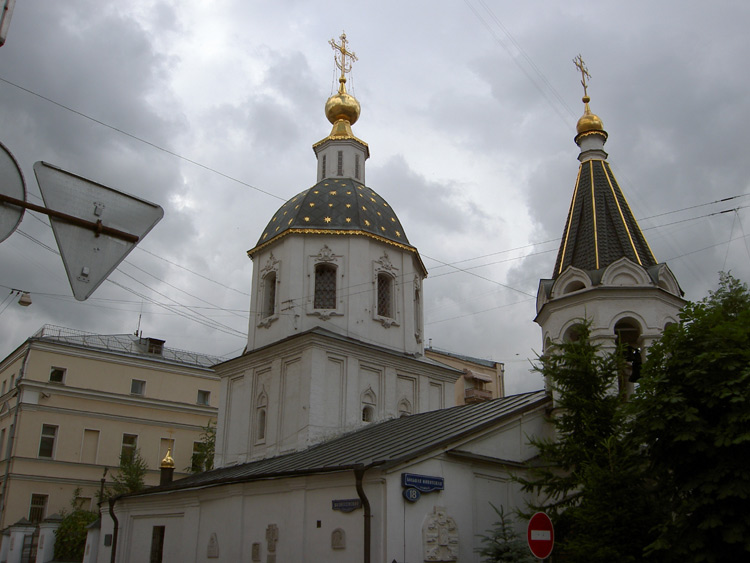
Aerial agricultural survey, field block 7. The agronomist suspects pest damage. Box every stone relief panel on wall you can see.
[423,506,459,562]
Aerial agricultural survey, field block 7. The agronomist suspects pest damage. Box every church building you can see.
[90,46,682,563]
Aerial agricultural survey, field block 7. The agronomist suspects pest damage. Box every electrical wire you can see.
[0,75,285,202]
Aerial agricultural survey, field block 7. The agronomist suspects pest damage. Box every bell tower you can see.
[535,56,685,388]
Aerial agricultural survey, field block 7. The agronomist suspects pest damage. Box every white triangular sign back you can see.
[34,161,164,301]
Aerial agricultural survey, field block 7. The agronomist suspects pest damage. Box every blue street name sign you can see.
[401,473,445,493]
[332,499,362,513]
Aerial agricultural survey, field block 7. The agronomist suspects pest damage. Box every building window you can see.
[337,150,343,176]
[197,390,210,406]
[262,271,277,319]
[321,154,326,180]
[314,264,337,309]
[0,428,6,459]
[29,494,48,523]
[131,379,146,396]
[377,273,394,318]
[414,279,423,342]
[355,154,360,179]
[191,441,202,472]
[150,525,166,563]
[256,391,268,443]
[75,497,92,511]
[121,433,138,463]
[362,406,374,422]
[361,388,376,423]
[398,398,412,417]
[1,381,5,394]
[49,367,66,383]
[147,338,165,355]
[257,408,267,441]
[81,429,100,464]
[38,424,57,458]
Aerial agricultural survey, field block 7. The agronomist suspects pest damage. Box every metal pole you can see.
[0,193,139,242]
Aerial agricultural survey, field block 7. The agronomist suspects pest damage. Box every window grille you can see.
[314,264,337,309]
[377,273,393,318]
[29,494,48,523]
[355,154,360,179]
[337,151,343,176]
[321,154,326,179]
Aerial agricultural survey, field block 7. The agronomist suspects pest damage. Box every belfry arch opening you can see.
[562,323,585,343]
[615,318,642,391]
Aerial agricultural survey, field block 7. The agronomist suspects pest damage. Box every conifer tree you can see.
[519,322,663,561]
[475,504,534,563]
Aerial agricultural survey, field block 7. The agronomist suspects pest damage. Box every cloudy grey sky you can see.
[1,1,748,393]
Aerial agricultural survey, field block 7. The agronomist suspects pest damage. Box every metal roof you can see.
[249,178,416,256]
[553,159,656,278]
[31,324,224,368]
[426,347,500,369]
[133,390,549,496]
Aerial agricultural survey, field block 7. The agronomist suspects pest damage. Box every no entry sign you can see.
[527,512,554,559]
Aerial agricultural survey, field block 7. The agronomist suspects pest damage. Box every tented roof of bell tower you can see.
[552,158,657,277]
[553,58,657,278]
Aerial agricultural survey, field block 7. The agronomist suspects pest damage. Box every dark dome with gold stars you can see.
[249,178,413,255]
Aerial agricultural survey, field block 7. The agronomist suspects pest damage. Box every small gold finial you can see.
[329,31,358,92]
[160,447,174,468]
[573,54,591,100]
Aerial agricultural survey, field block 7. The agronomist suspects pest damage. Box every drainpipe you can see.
[108,497,119,563]
[0,345,31,527]
[354,467,371,563]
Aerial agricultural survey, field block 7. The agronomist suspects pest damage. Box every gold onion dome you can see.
[576,95,604,135]
[325,78,360,126]
[160,448,175,469]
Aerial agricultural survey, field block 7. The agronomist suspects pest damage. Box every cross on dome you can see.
[329,32,358,86]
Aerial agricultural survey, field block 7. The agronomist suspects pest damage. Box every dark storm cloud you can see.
[0,0,748,392]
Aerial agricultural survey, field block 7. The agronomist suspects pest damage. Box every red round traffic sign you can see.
[527,512,554,559]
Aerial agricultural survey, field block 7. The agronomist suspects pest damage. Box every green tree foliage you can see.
[475,504,534,563]
[108,449,149,496]
[54,488,98,562]
[632,273,750,561]
[189,420,215,473]
[519,322,664,562]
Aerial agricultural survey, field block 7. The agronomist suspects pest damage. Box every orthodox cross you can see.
[573,54,591,98]
[329,32,357,82]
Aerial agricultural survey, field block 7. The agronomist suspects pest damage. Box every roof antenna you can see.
[135,302,143,336]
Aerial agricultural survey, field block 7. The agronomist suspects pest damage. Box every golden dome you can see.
[160,448,175,469]
[325,77,360,126]
[576,96,604,135]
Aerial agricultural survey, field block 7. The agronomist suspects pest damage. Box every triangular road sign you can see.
[34,161,164,301]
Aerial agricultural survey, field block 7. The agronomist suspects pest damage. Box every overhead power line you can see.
[0,75,285,201]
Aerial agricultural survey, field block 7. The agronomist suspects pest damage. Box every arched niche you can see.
[601,257,651,287]
[551,267,591,299]
[654,264,682,296]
